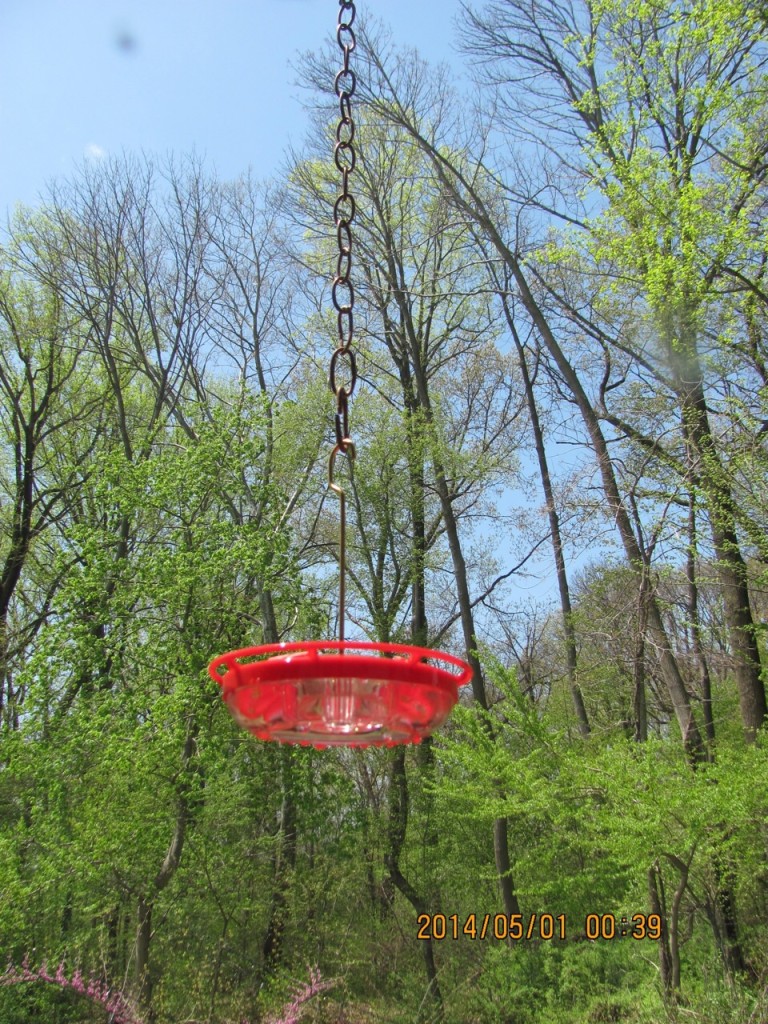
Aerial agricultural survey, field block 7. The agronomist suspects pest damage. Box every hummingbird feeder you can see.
[208,0,473,746]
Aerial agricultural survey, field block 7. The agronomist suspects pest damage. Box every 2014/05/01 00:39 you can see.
[416,913,663,942]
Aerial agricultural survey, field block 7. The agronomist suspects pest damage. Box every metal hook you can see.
[328,440,356,642]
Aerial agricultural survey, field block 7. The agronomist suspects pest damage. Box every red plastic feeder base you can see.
[208,640,473,747]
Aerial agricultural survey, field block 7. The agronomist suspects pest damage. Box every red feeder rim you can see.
[208,640,473,748]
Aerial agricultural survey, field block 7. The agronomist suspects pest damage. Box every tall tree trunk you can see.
[137,725,196,1020]
[106,905,121,977]
[648,852,692,998]
[385,747,443,1018]
[260,590,298,977]
[633,574,648,742]
[648,862,674,996]
[679,374,766,741]
[397,322,521,919]
[686,494,715,745]
[711,852,748,981]
[662,852,692,994]
[0,613,14,731]
[493,817,522,925]
[502,300,590,737]
[262,744,298,974]
[405,396,429,651]
[380,423,444,1011]
[136,896,154,1014]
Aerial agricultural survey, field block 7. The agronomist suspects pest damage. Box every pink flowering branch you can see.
[0,957,142,1024]
[263,966,336,1024]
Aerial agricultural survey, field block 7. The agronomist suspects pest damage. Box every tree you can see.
[0,263,104,732]
[459,0,768,740]
[355,21,707,756]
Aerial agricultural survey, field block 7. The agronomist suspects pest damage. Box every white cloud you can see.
[84,143,106,161]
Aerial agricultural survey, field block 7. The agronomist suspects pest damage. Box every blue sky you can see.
[0,0,598,608]
[0,0,462,216]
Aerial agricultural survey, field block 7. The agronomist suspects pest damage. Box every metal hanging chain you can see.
[328,0,358,642]
[330,0,358,448]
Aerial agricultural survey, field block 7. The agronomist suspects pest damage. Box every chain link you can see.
[330,0,358,449]
[328,0,359,642]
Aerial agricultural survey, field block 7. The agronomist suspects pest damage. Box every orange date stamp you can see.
[416,912,662,942]
[417,912,567,942]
